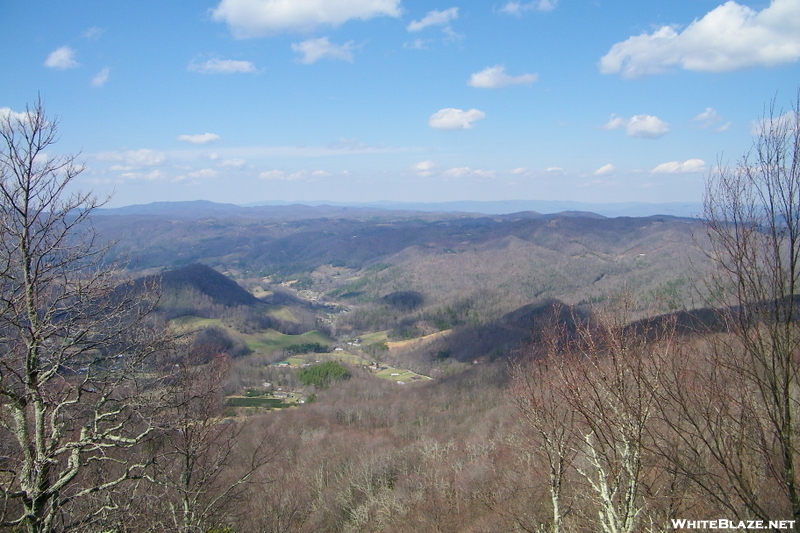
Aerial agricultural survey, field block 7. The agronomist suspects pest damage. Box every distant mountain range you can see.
[95,199,704,219]
[250,199,704,218]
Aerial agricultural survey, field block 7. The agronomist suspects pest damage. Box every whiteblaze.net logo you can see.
[671,519,796,530]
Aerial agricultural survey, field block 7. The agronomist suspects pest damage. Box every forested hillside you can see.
[4,100,800,533]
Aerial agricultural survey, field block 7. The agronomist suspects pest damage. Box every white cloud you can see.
[407,7,459,32]
[651,159,706,173]
[0,107,29,124]
[468,65,537,88]
[119,170,167,181]
[188,58,256,74]
[212,0,401,37]
[429,108,486,129]
[594,164,616,175]
[442,167,496,178]
[499,0,557,15]
[471,169,496,178]
[177,133,222,145]
[443,167,472,178]
[292,37,355,63]
[441,26,465,43]
[97,149,167,168]
[694,108,732,132]
[412,160,437,176]
[259,170,289,180]
[511,167,528,174]
[602,114,669,138]
[219,158,246,168]
[627,115,670,138]
[693,107,721,128]
[187,168,220,179]
[600,0,800,79]
[750,110,800,134]
[44,46,79,69]
[91,67,110,87]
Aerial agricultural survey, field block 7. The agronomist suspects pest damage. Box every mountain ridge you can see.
[95,199,703,219]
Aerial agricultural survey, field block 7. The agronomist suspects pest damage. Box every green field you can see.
[359,330,390,345]
[243,329,333,355]
[226,397,289,408]
[264,305,297,322]
[169,315,224,331]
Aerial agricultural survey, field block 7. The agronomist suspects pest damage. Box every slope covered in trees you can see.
[5,94,800,533]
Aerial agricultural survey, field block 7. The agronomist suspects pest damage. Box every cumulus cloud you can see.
[177,133,221,144]
[594,164,616,175]
[499,0,557,15]
[44,46,79,69]
[651,159,706,173]
[91,67,110,87]
[750,110,800,135]
[292,37,355,63]
[600,0,800,79]
[468,65,537,88]
[0,108,30,123]
[429,108,486,129]
[693,107,722,128]
[602,114,669,138]
[212,0,401,37]
[407,7,459,31]
[411,160,438,177]
[188,58,256,74]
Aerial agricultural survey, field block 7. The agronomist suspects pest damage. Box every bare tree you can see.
[685,90,800,525]
[145,350,273,533]
[0,99,166,532]
[512,300,680,533]
[558,303,674,533]
[510,307,578,533]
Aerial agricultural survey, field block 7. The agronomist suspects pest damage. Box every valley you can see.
[113,204,711,412]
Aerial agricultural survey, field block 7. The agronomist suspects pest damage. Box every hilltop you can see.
[88,201,713,377]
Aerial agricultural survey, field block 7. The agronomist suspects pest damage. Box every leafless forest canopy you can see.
[2,97,800,532]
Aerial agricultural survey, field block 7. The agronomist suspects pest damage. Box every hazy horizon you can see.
[96,196,704,218]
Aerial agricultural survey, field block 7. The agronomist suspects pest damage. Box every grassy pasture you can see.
[359,330,391,344]
[226,397,288,408]
[169,315,223,332]
[243,329,333,355]
[264,305,297,322]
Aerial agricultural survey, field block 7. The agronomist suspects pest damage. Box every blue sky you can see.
[1,0,798,207]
